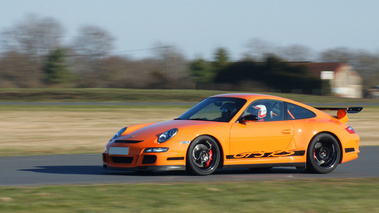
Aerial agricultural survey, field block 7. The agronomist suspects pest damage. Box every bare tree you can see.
[71,25,115,59]
[278,44,313,62]
[69,25,115,79]
[164,46,188,83]
[245,38,314,62]
[318,48,355,63]
[245,38,275,61]
[0,51,42,87]
[150,44,189,86]
[1,14,65,58]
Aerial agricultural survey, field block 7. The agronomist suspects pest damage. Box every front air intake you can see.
[142,155,157,164]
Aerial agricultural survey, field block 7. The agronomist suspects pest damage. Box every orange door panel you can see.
[229,121,294,155]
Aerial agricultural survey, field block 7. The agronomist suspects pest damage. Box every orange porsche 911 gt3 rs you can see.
[102,93,363,175]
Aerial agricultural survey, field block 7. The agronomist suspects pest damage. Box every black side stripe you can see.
[226,150,305,159]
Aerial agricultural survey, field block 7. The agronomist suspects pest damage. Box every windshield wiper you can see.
[189,118,208,121]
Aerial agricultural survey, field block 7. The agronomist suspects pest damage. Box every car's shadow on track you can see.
[20,165,307,176]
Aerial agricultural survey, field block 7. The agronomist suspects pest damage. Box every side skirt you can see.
[222,162,306,169]
[105,165,186,172]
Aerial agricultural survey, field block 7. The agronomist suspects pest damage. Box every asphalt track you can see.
[1,102,379,106]
[1,146,378,186]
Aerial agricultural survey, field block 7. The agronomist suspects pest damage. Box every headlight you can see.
[158,128,178,143]
[144,147,169,153]
[110,127,127,141]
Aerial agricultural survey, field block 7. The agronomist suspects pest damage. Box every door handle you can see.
[281,129,292,134]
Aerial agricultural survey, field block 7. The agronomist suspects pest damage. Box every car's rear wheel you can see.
[306,133,341,174]
[186,136,220,176]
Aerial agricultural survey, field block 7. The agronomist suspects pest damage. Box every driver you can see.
[219,102,237,121]
[248,104,267,121]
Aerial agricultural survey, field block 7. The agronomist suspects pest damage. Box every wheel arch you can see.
[187,134,225,169]
[307,131,343,164]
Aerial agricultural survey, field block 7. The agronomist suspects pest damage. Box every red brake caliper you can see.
[205,149,213,168]
[313,149,316,159]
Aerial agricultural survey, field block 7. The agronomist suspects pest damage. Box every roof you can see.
[211,93,276,99]
[291,62,345,76]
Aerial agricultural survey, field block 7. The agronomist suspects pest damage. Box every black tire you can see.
[306,133,341,174]
[186,136,221,176]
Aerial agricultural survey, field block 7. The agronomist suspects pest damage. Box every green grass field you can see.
[1,104,378,156]
[1,179,379,212]
[1,89,378,212]
[1,88,378,156]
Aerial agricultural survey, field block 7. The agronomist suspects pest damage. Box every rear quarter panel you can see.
[288,115,358,163]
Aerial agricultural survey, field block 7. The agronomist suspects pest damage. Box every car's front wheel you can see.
[186,136,220,176]
[306,133,341,174]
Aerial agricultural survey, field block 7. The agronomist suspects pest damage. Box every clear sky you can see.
[1,0,378,60]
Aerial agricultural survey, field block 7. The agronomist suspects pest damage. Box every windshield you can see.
[177,97,247,122]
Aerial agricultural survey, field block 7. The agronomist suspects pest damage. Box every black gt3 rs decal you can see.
[226,150,305,159]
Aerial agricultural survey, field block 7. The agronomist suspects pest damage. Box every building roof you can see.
[290,62,346,76]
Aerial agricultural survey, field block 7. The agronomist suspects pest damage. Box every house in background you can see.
[301,63,363,98]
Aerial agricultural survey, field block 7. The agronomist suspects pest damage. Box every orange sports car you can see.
[102,93,363,175]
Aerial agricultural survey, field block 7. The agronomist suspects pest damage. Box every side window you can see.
[242,99,284,122]
[285,103,316,120]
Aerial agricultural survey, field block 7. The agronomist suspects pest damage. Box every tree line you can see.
[1,14,378,92]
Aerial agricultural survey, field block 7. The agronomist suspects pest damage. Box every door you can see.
[229,99,294,159]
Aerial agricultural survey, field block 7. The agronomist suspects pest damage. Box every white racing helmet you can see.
[252,104,267,119]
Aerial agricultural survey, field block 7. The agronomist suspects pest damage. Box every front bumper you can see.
[102,144,187,171]
[103,163,186,172]
[102,153,186,171]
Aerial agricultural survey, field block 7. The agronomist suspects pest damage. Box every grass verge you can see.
[0,105,188,156]
[1,104,378,156]
[1,88,379,103]
[0,178,378,212]
[1,88,378,156]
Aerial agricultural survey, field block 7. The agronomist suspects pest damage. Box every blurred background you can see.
[0,1,378,98]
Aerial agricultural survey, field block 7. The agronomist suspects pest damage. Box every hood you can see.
[117,120,223,141]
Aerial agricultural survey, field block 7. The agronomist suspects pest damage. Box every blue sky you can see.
[1,0,378,60]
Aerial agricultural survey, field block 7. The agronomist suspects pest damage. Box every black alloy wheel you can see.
[306,133,341,174]
[186,136,221,176]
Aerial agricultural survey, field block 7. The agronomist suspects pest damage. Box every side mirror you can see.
[239,114,258,123]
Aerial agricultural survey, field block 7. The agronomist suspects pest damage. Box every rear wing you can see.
[315,107,363,124]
